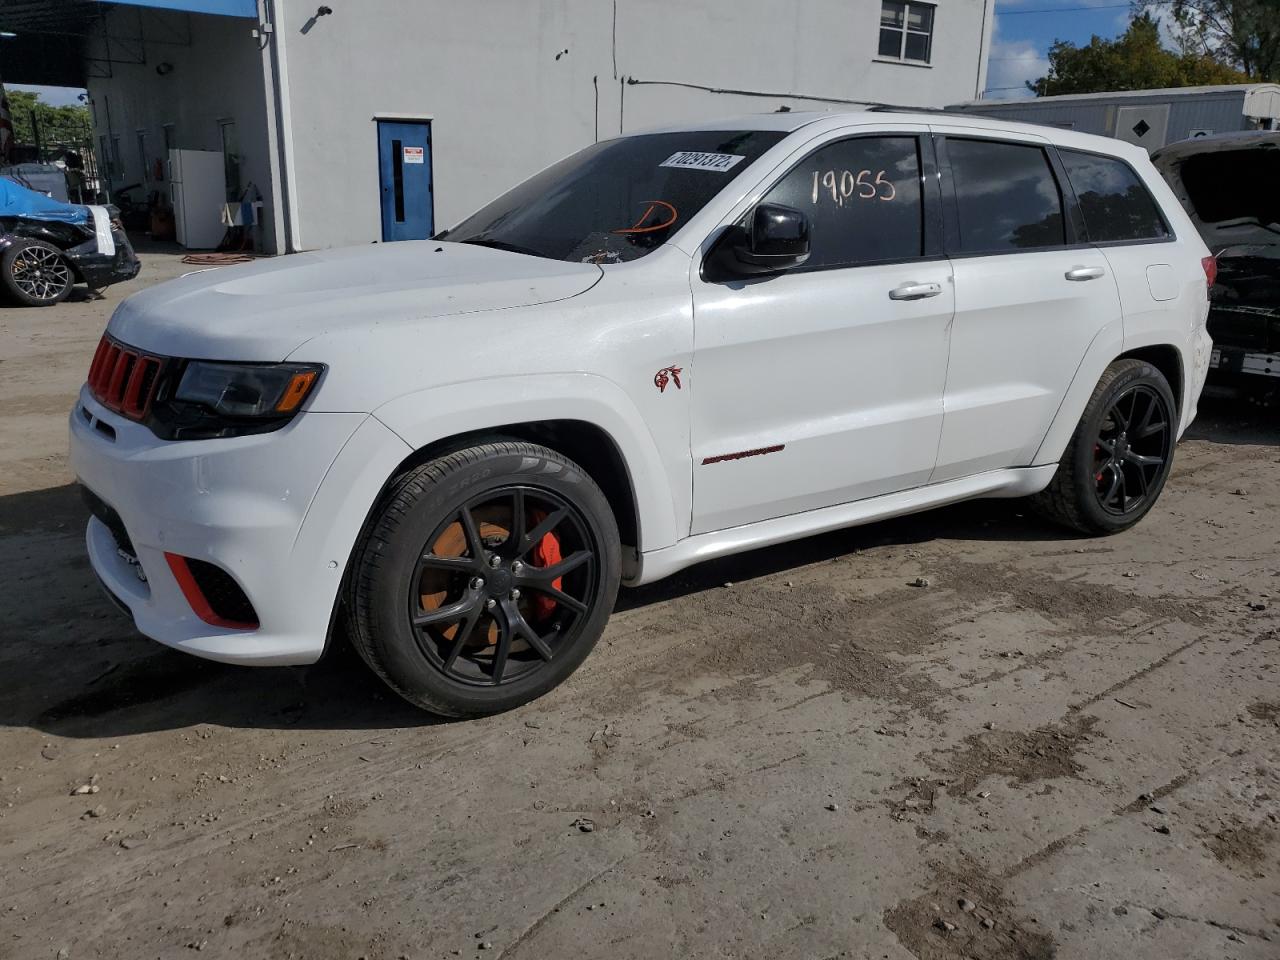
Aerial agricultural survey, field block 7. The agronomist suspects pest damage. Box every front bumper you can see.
[69,387,411,665]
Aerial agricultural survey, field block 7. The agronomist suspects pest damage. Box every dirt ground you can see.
[1,247,1278,960]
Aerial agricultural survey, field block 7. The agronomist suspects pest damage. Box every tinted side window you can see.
[1060,149,1169,243]
[947,139,1065,253]
[761,136,923,269]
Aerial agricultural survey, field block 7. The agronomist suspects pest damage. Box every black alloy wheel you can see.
[1032,358,1178,535]
[348,441,621,717]
[1091,384,1173,516]
[409,485,598,687]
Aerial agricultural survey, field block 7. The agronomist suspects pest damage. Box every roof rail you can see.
[865,104,963,115]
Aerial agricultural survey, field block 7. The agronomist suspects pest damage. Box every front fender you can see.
[373,373,683,554]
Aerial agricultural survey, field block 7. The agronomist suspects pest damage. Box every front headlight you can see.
[149,360,325,440]
[175,361,322,418]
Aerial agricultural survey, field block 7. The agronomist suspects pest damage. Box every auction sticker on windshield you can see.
[660,151,746,172]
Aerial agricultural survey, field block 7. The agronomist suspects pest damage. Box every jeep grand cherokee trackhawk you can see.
[71,111,1213,717]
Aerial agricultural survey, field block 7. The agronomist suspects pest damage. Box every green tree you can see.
[1162,0,1280,81]
[4,88,91,152]
[1027,13,1250,96]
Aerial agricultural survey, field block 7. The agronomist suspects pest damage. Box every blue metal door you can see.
[377,121,433,241]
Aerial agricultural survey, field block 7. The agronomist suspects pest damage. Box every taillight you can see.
[1201,255,1218,290]
[86,335,164,421]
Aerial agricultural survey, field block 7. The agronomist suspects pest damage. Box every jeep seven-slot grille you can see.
[87,335,164,420]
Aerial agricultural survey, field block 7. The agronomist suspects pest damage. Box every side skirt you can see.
[626,465,1058,586]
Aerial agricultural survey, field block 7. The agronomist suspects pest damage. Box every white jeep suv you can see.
[70,110,1213,717]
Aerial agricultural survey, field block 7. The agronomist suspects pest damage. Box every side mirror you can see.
[734,203,811,273]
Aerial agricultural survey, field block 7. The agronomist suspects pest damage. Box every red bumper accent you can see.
[164,553,258,630]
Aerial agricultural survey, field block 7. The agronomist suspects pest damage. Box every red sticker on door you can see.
[654,366,683,393]
[403,146,425,164]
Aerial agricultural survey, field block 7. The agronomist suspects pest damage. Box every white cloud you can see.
[984,34,1047,100]
[981,6,1145,102]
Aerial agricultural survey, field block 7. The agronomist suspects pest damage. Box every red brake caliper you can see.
[528,511,564,620]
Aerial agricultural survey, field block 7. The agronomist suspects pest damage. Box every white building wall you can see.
[84,7,277,251]
[276,0,991,251]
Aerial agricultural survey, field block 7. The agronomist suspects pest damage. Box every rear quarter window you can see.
[1059,149,1169,243]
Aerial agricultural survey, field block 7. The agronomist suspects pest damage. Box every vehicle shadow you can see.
[1183,390,1280,447]
[617,496,1080,612]
[65,287,107,304]
[7,391,1273,740]
[3,482,1069,741]
[1,483,439,740]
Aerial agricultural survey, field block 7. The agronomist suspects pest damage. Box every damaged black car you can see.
[0,177,140,307]
[1155,132,1280,402]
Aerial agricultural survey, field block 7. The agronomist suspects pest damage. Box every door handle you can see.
[889,281,943,301]
[1065,266,1106,281]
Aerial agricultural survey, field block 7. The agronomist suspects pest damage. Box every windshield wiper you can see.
[460,237,545,258]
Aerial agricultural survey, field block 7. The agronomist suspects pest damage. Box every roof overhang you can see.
[104,0,256,15]
[0,0,255,87]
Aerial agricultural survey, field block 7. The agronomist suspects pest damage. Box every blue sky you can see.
[9,2,1148,108]
[985,0,1152,99]
[7,84,85,106]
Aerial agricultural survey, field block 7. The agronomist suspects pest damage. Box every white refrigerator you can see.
[169,149,226,249]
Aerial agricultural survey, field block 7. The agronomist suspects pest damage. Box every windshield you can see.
[438,130,786,263]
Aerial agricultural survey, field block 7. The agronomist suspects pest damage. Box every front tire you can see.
[1032,358,1177,534]
[1,239,74,306]
[348,441,621,717]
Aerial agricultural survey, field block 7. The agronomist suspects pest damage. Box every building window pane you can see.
[98,135,111,184]
[878,29,902,57]
[219,120,241,203]
[879,1,933,63]
[948,139,1066,253]
[904,32,931,62]
[1060,149,1169,243]
[907,5,932,32]
[760,136,923,269]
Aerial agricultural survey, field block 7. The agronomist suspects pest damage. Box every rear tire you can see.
[348,441,621,717]
[1032,358,1177,535]
[1,239,74,306]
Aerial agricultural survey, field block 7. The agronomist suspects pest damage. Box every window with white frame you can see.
[878,1,934,64]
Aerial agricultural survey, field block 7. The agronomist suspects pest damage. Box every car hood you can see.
[108,241,603,360]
